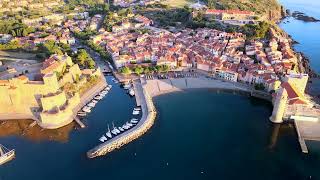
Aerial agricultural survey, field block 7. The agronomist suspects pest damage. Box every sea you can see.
[1,1,320,179]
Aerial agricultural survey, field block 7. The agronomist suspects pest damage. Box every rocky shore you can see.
[291,11,320,22]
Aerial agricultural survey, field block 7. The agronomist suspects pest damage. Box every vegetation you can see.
[0,20,35,37]
[240,21,271,39]
[0,40,22,50]
[119,65,170,75]
[74,49,96,69]
[86,40,113,62]
[74,29,97,40]
[103,8,134,32]
[119,66,132,75]
[138,5,191,28]
[205,0,281,17]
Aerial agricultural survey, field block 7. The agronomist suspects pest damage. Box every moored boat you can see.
[0,144,15,165]
[106,125,112,138]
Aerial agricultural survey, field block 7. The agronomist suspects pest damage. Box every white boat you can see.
[132,110,140,115]
[94,95,103,100]
[126,122,133,127]
[130,119,138,124]
[111,122,119,135]
[134,107,141,111]
[99,135,108,142]
[122,124,129,130]
[77,113,86,117]
[92,100,98,103]
[82,106,91,113]
[128,88,135,96]
[0,144,15,165]
[108,85,112,88]
[123,84,131,90]
[87,102,96,108]
[119,127,124,132]
[106,125,112,138]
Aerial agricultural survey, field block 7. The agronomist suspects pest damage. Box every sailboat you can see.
[106,125,112,138]
[0,144,15,165]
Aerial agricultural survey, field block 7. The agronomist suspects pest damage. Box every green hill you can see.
[206,0,284,21]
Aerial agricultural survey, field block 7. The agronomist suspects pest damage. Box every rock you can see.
[292,11,320,22]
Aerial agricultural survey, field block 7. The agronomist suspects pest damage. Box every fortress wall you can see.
[41,91,67,111]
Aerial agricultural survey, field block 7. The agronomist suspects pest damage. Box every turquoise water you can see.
[1,82,320,179]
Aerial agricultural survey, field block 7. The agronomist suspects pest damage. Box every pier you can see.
[74,117,86,128]
[87,79,156,158]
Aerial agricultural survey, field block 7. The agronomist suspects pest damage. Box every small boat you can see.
[111,122,120,135]
[123,84,131,90]
[128,88,135,96]
[94,95,103,100]
[106,125,112,138]
[132,110,140,115]
[77,113,86,117]
[134,107,141,111]
[82,106,91,113]
[126,122,133,127]
[0,144,15,165]
[92,100,98,103]
[130,118,138,124]
[108,85,112,88]
[87,102,96,108]
[119,127,124,132]
[99,135,108,142]
[122,124,130,130]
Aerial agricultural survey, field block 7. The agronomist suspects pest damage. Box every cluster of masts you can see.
[99,107,141,143]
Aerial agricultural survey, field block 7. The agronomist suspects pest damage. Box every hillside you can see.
[205,0,285,22]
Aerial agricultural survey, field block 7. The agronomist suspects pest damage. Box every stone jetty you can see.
[87,79,156,158]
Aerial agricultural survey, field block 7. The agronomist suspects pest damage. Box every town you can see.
[0,0,319,165]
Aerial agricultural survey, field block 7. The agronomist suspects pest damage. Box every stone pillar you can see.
[270,88,288,123]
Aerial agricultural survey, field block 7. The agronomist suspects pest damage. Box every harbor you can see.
[87,79,156,158]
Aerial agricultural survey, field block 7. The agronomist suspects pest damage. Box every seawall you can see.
[87,79,157,158]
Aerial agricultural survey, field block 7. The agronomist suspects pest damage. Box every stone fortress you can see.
[0,54,105,129]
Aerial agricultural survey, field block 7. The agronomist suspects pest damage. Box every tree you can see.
[134,65,144,75]
[87,59,96,69]
[76,49,93,67]
[254,83,265,90]
[120,66,132,75]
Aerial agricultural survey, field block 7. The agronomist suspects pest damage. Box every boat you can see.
[77,113,86,117]
[123,83,131,90]
[108,85,112,88]
[87,102,96,108]
[106,125,112,138]
[119,127,124,132]
[111,122,119,135]
[0,144,15,165]
[82,106,91,113]
[130,118,138,124]
[134,107,141,111]
[132,110,140,115]
[122,124,129,130]
[99,135,108,142]
[128,88,135,97]
[126,122,133,127]
[94,95,103,100]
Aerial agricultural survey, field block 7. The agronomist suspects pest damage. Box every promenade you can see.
[87,79,156,158]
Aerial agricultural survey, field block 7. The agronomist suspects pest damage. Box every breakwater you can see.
[87,79,157,158]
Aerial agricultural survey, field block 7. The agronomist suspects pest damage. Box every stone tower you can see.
[270,87,288,123]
